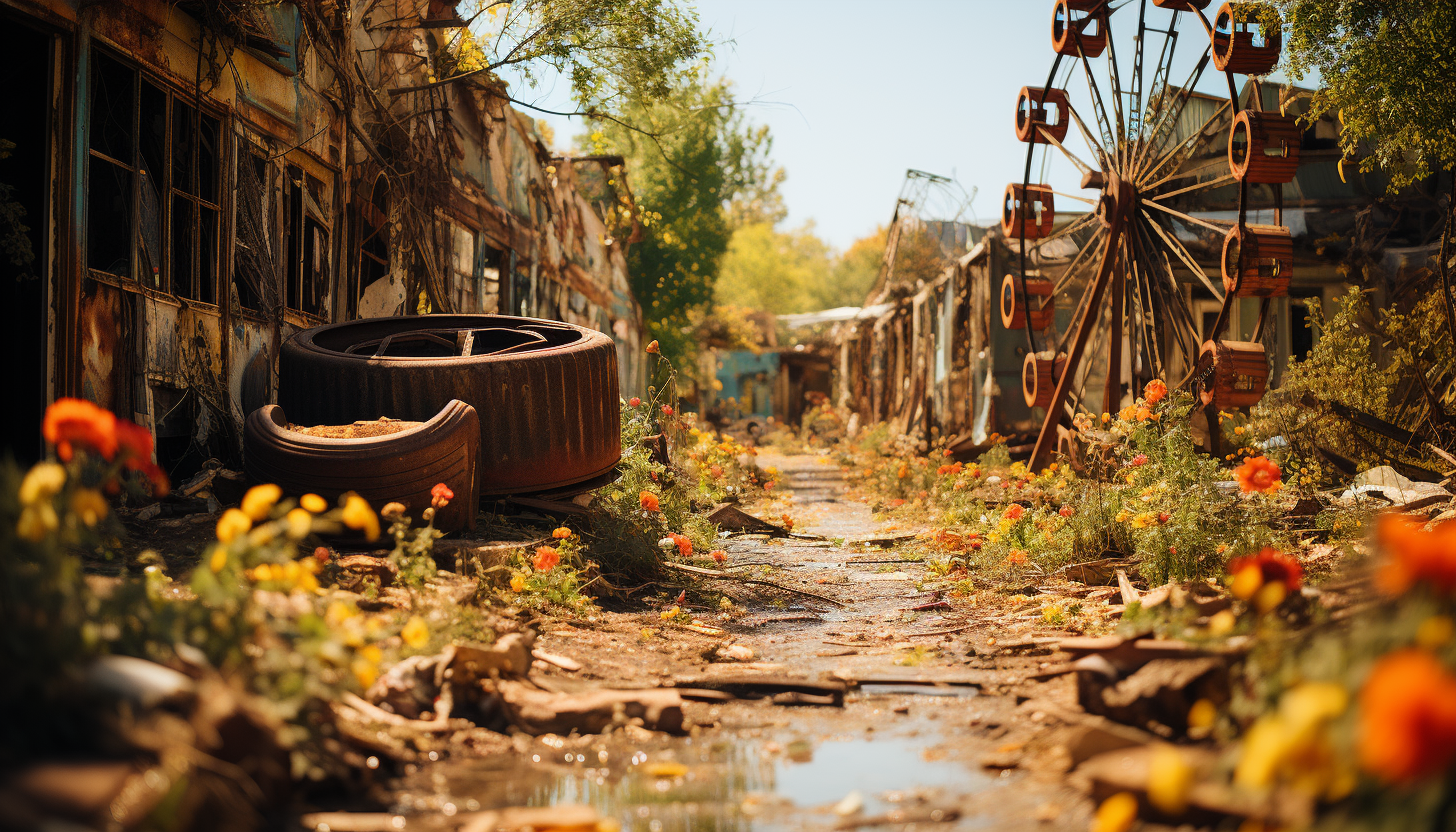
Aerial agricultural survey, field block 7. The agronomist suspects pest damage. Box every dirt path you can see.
[387,453,1094,831]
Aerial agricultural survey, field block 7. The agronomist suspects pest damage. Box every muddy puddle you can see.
[390,709,996,831]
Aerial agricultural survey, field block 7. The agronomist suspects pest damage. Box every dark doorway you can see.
[0,17,54,464]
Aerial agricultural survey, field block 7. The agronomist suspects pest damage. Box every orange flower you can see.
[430,482,454,509]
[629,397,641,407]
[709,549,727,564]
[1143,379,1168,404]
[667,532,693,557]
[113,419,170,496]
[1228,548,1303,592]
[43,398,118,461]
[1005,549,1028,566]
[1375,514,1456,596]
[645,340,659,354]
[1003,504,1024,521]
[1234,455,1282,494]
[639,490,660,512]
[1358,650,1456,785]
[533,546,560,572]
[552,526,573,540]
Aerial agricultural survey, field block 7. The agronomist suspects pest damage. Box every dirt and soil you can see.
[363,451,1104,831]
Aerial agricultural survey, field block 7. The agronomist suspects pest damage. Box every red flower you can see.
[629,397,641,407]
[667,532,693,557]
[430,482,454,509]
[1003,504,1025,521]
[533,546,560,572]
[1158,512,1170,524]
[662,405,674,416]
[763,481,774,491]
[1359,650,1456,785]
[1235,455,1282,494]
[113,419,169,496]
[1059,506,1074,518]
[1376,514,1456,596]
[639,491,660,513]
[1227,547,1303,592]
[1143,379,1168,405]
[43,398,118,461]
[645,340,659,354]
[709,550,727,564]
[1129,454,1148,467]
[313,546,332,564]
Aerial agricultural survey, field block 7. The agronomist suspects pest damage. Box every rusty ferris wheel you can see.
[1003,0,1299,471]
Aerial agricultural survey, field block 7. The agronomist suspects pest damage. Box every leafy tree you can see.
[399,0,708,113]
[583,69,784,365]
[818,227,887,309]
[715,222,831,315]
[1276,1,1455,191]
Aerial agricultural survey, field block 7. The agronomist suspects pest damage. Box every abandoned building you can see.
[0,0,648,476]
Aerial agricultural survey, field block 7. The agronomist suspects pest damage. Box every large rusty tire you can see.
[244,400,480,532]
[278,315,621,497]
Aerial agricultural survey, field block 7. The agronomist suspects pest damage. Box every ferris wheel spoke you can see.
[1077,51,1118,156]
[1126,227,1163,379]
[1136,7,1181,163]
[1051,225,1107,298]
[1036,126,1097,176]
[1101,4,1128,168]
[1149,172,1237,202]
[1036,213,1099,256]
[1141,199,1233,237]
[1066,104,1111,171]
[1144,156,1231,192]
[1134,47,1216,179]
[1139,208,1225,300]
[1136,220,1199,369]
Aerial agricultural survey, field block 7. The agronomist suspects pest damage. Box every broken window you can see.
[283,166,328,317]
[233,150,271,312]
[356,175,390,313]
[87,49,222,302]
[477,240,505,313]
[448,220,476,312]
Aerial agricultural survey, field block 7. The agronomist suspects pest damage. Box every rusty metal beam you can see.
[1030,175,1132,472]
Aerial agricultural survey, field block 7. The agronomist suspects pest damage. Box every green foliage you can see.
[1276,0,1456,190]
[715,221,833,314]
[584,68,784,366]
[459,0,707,114]
[1250,288,1448,474]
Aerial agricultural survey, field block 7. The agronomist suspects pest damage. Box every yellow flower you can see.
[1253,581,1287,613]
[510,573,526,592]
[401,615,430,649]
[341,493,380,541]
[241,483,282,521]
[250,563,275,582]
[247,523,277,546]
[660,605,680,620]
[1208,609,1237,636]
[208,546,228,573]
[360,644,383,665]
[1230,563,1263,600]
[69,488,109,526]
[1092,792,1138,832]
[300,493,328,513]
[18,461,66,506]
[1235,682,1348,792]
[216,508,252,543]
[1188,699,1218,735]
[326,601,360,628]
[1147,744,1194,815]
[352,657,378,689]
[16,503,59,542]
[285,508,312,540]
[1416,615,1455,650]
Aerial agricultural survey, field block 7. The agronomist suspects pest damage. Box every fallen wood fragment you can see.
[668,674,846,704]
[297,812,412,832]
[663,562,845,607]
[1116,570,1140,606]
[498,681,685,735]
[834,807,960,829]
[709,504,790,536]
[530,649,582,672]
[459,805,602,832]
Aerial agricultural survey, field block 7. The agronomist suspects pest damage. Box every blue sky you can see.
[503,1,1298,252]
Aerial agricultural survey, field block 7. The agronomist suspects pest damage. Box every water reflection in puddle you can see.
[404,733,991,831]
